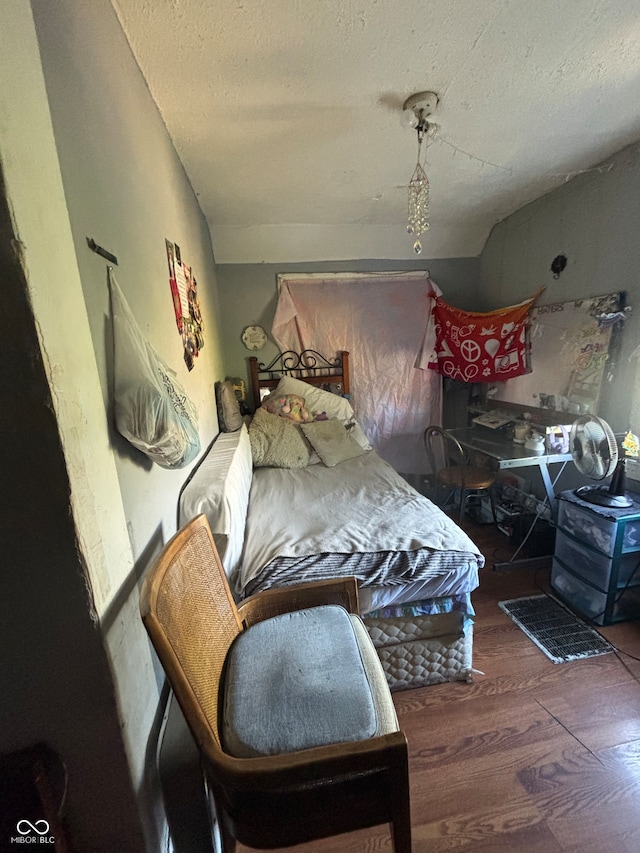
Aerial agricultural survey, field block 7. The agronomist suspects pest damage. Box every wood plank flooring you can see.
[238,518,640,853]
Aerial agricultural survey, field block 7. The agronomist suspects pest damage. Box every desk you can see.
[450,427,571,513]
[450,427,572,570]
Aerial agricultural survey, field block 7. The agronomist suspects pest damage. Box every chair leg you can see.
[459,487,466,524]
[389,745,412,853]
[206,783,236,853]
[217,817,236,853]
[391,815,412,853]
[488,483,498,526]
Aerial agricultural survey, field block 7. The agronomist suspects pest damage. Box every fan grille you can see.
[570,415,617,480]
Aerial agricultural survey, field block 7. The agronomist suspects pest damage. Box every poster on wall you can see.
[165,239,204,370]
[490,291,626,416]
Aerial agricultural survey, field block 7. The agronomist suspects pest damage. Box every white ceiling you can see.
[113,0,640,264]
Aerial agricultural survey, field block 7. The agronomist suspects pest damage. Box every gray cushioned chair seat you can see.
[222,605,398,758]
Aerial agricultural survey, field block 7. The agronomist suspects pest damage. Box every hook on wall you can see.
[87,236,118,266]
[551,254,567,279]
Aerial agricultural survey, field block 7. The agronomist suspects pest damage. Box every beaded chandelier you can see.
[402,92,438,255]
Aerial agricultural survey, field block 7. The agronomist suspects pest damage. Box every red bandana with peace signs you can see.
[427,292,541,383]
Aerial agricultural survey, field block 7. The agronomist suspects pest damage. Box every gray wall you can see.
[0,164,146,851]
[217,257,482,396]
[32,0,225,551]
[0,2,226,849]
[481,141,640,436]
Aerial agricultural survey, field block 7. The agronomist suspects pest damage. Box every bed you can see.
[180,350,484,691]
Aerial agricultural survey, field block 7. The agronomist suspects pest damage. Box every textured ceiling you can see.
[113,0,640,263]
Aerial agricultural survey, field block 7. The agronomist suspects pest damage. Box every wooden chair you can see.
[424,425,497,524]
[139,514,412,852]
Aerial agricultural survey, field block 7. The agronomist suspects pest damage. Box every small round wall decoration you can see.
[241,324,267,350]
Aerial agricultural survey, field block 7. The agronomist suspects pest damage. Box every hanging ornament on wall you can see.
[402,91,438,255]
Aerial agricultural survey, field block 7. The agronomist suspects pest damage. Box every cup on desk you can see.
[524,433,546,454]
[513,423,529,444]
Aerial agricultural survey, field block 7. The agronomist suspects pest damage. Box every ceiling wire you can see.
[429,130,617,184]
[436,131,513,173]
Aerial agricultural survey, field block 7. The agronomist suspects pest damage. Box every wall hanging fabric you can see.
[272,272,442,475]
[426,290,542,383]
[110,270,200,469]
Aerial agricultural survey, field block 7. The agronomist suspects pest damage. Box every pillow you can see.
[274,376,372,450]
[261,392,313,423]
[248,407,311,468]
[300,418,367,467]
[178,425,252,582]
[215,380,243,432]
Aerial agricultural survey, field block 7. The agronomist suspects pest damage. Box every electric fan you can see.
[570,414,632,508]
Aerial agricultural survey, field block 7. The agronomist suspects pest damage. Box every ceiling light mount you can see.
[402,91,439,255]
[402,91,439,131]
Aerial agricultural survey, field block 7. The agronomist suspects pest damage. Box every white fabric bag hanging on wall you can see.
[110,271,200,469]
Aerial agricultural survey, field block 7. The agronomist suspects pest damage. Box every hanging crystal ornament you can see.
[402,91,438,255]
[407,127,430,255]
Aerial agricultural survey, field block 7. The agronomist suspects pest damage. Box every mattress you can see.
[359,577,475,613]
[243,547,480,601]
[237,449,484,606]
[364,610,474,691]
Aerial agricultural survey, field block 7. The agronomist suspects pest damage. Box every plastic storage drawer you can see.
[557,501,616,554]
[554,529,640,592]
[551,560,608,624]
[558,499,640,555]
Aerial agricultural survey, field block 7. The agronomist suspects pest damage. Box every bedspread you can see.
[237,450,484,595]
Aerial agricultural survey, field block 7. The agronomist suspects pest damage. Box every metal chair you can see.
[424,425,497,524]
[140,513,412,852]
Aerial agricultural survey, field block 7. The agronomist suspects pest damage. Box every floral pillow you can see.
[261,392,314,423]
[274,376,371,450]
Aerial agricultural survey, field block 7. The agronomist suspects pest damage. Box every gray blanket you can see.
[236,450,484,596]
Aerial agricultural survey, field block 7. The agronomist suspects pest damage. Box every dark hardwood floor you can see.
[238,517,640,853]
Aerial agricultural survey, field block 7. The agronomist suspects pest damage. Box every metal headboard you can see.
[249,350,350,411]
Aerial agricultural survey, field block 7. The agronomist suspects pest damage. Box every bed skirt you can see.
[362,610,473,692]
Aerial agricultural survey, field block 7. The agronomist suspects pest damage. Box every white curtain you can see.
[272,272,442,474]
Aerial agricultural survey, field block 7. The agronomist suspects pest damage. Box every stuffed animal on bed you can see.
[261,392,314,423]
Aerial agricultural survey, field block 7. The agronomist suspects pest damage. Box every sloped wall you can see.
[481,141,640,436]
